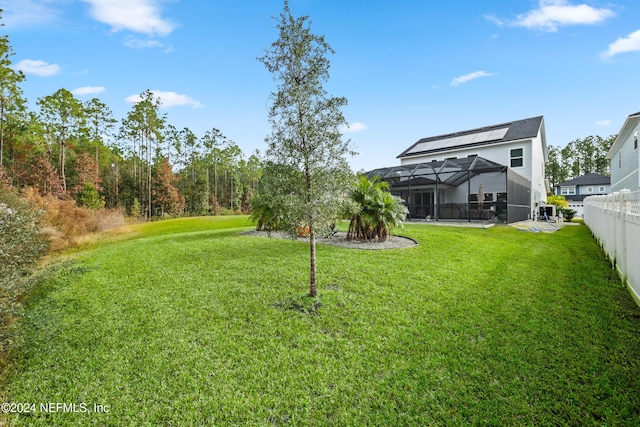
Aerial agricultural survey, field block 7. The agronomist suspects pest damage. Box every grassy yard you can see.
[2,217,640,426]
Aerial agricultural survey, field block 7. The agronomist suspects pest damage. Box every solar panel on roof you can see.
[488,128,509,140]
[459,134,476,144]
[406,127,510,155]
[406,142,429,154]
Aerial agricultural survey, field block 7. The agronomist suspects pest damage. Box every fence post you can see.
[618,190,631,281]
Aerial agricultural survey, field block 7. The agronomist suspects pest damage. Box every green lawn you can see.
[2,217,640,426]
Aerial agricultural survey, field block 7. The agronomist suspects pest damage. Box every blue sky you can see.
[2,0,640,171]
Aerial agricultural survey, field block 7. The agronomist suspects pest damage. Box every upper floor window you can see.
[619,151,622,169]
[599,186,605,192]
[510,148,523,168]
[634,128,638,150]
[561,187,576,195]
[586,186,593,193]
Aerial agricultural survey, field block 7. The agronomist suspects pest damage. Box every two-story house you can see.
[606,111,639,192]
[555,173,611,217]
[367,116,548,223]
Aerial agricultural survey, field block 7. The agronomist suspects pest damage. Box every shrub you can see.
[76,182,106,210]
[0,188,49,280]
[547,195,569,208]
[130,198,142,219]
[558,207,577,222]
[0,187,49,332]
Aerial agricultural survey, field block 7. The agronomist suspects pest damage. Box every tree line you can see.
[0,22,261,219]
[545,135,615,187]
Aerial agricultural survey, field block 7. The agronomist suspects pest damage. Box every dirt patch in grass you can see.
[273,295,323,315]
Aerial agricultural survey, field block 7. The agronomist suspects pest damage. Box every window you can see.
[599,186,605,192]
[619,151,622,169]
[586,186,593,193]
[510,148,523,167]
[635,129,638,150]
[497,192,507,202]
[561,187,576,195]
[483,192,493,202]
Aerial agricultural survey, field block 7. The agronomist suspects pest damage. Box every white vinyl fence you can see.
[584,190,640,306]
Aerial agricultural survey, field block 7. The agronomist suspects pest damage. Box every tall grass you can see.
[22,188,126,251]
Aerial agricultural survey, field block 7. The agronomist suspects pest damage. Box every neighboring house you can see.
[368,116,548,223]
[606,111,640,192]
[555,173,611,217]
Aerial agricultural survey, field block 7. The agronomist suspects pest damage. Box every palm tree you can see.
[249,193,280,232]
[347,175,407,242]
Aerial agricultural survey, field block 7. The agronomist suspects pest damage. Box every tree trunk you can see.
[61,139,67,192]
[147,136,152,220]
[214,156,218,214]
[0,103,4,170]
[309,226,317,297]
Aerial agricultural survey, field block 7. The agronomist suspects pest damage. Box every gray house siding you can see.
[615,172,639,192]
[608,115,639,192]
[611,134,639,191]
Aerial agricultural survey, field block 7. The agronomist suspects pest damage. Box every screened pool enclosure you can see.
[366,156,531,224]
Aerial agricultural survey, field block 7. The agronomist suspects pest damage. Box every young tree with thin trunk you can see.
[258,1,355,297]
[37,88,85,193]
[84,97,116,176]
[152,157,184,216]
[121,90,165,219]
[0,27,26,172]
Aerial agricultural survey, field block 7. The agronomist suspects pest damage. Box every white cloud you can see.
[126,90,203,108]
[487,0,615,32]
[484,14,506,27]
[341,122,367,133]
[80,0,176,36]
[603,29,640,58]
[450,71,494,87]
[14,59,61,77]
[0,0,61,28]
[595,120,611,127]
[124,36,164,49]
[72,86,106,96]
